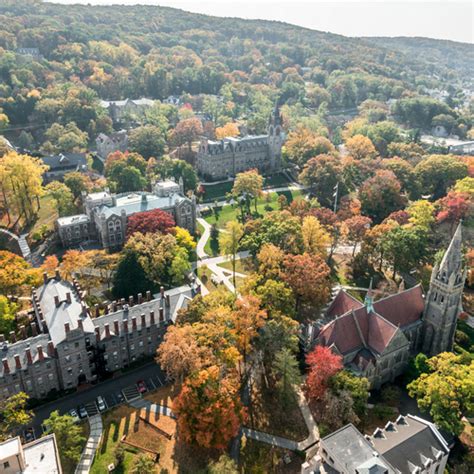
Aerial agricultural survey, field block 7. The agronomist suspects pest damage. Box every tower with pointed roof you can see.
[422,222,465,356]
[267,101,283,171]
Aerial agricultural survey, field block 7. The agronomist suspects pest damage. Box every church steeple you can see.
[422,222,465,356]
[364,278,375,313]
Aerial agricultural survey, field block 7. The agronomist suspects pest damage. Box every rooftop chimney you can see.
[66,292,72,304]
[112,301,117,312]
[123,320,129,333]
[43,272,48,284]
[47,342,55,357]
[141,313,146,328]
[37,345,45,361]
[129,296,134,307]
[94,304,100,317]
[131,317,137,331]
[26,348,33,365]
[31,322,38,336]
[78,319,83,331]
[105,324,111,338]
[160,286,165,298]
[165,294,170,308]
[14,354,21,370]
[20,325,27,339]
[138,293,143,304]
[9,331,16,343]
[146,291,151,302]
[55,269,60,280]
[95,327,101,342]
[150,311,155,325]
[54,295,60,307]
[114,320,119,335]
[64,323,70,334]
[159,307,164,322]
[2,359,9,374]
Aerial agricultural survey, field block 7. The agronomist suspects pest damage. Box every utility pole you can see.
[333,182,339,214]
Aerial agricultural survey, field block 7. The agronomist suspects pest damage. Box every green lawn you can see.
[204,189,303,229]
[217,257,254,275]
[200,180,234,202]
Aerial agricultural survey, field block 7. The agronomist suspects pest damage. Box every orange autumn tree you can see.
[173,366,246,449]
[215,122,239,139]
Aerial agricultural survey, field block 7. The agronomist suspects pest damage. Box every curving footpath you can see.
[75,415,103,474]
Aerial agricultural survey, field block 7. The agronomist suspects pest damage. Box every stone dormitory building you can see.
[313,222,465,389]
[0,270,197,402]
[196,103,284,181]
[56,179,197,249]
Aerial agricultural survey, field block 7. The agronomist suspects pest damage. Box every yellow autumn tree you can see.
[302,215,331,256]
[215,122,239,139]
[345,134,378,160]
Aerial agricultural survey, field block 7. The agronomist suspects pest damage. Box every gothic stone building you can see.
[0,271,197,402]
[196,104,283,181]
[315,223,465,389]
[56,180,196,249]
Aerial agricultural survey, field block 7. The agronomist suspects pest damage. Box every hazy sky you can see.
[52,1,473,43]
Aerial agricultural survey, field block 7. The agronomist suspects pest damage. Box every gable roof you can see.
[326,290,364,319]
[41,153,87,171]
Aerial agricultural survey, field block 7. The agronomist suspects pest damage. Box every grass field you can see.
[217,257,254,275]
[204,189,303,230]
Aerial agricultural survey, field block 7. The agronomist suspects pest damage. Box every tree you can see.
[407,200,435,229]
[382,157,421,199]
[301,215,331,256]
[44,411,85,465]
[45,181,75,216]
[84,250,118,289]
[127,208,175,237]
[132,455,156,474]
[436,191,472,228]
[0,251,38,296]
[0,392,33,440]
[407,352,474,435]
[285,128,335,166]
[156,325,211,382]
[61,250,88,280]
[0,296,17,335]
[299,154,345,207]
[359,170,406,223]
[219,221,243,290]
[64,171,90,199]
[208,454,238,474]
[172,366,246,449]
[174,227,196,253]
[170,117,203,151]
[272,348,301,408]
[154,157,198,192]
[232,169,264,214]
[105,152,147,193]
[305,346,342,401]
[0,151,47,224]
[170,246,192,285]
[345,134,377,160]
[341,215,372,256]
[42,122,88,153]
[415,154,468,199]
[254,279,296,318]
[329,370,369,417]
[282,253,331,314]
[129,125,166,159]
[215,122,239,139]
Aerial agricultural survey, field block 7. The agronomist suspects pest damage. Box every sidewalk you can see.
[75,415,103,474]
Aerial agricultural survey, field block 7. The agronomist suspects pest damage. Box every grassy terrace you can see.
[204,188,303,230]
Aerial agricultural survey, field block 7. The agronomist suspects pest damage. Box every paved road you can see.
[196,217,211,259]
[29,362,167,434]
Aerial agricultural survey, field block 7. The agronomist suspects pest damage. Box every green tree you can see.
[132,455,156,474]
[129,125,166,159]
[255,279,296,318]
[272,348,301,408]
[0,392,33,440]
[44,411,85,465]
[0,296,18,335]
[330,370,370,417]
[45,181,76,216]
[207,454,238,474]
[42,122,88,153]
[64,171,90,199]
[170,246,191,285]
[219,221,243,290]
[408,352,473,435]
[232,169,264,214]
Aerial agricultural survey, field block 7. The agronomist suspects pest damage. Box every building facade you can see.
[314,223,464,389]
[99,98,154,124]
[303,414,450,474]
[95,130,128,159]
[0,271,197,402]
[196,103,283,181]
[56,180,197,249]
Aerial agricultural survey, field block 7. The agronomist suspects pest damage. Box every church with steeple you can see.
[314,223,465,389]
[196,102,283,181]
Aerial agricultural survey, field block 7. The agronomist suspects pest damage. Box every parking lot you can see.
[29,362,168,439]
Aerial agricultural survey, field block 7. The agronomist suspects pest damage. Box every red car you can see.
[136,380,147,394]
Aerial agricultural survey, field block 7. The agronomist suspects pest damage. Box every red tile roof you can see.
[327,290,364,319]
[373,285,424,328]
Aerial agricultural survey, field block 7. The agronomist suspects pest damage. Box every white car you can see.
[68,408,80,423]
[96,396,106,412]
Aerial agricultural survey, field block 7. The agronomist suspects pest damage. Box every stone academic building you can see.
[0,271,197,402]
[196,104,283,181]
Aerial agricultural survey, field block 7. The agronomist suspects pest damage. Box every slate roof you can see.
[35,278,95,346]
[205,135,269,155]
[56,214,90,226]
[0,333,52,376]
[319,286,424,356]
[100,98,154,108]
[97,192,187,219]
[41,153,87,172]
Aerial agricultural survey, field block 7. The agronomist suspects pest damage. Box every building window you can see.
[75,342,80,348]
[4,461,10,469]
[48,373,54,381]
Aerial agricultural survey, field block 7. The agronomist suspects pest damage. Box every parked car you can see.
[96,396,106,412]
[78,405,88,419]
[23,428,35,442]
[116,392,125,404]
[69,408,80,423]
[136,380,147,394]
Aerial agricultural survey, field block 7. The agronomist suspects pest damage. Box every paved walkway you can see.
[242,387,319,452]
[75,415,103,474]
[128,398,175,419]
[196,217,211,259]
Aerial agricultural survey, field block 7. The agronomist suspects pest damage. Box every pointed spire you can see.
[364,278,375,313]
[439,221,463,278]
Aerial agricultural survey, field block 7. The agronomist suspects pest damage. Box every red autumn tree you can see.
[305,346,343,401]
[282,253,331,314]
[170,117,203,151]
[172,366,246,449]
[436,191,472,230]
[126,208,175,237]
[342,215,372,256]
